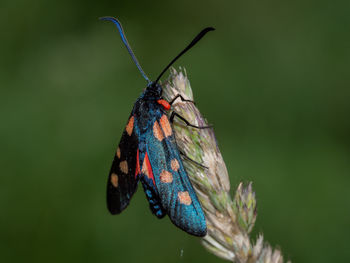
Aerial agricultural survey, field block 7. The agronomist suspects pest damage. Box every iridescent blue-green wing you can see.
[107,115,139,214]
[145,114,207,237]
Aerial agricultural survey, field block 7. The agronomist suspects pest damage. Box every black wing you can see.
[107,115,139,214]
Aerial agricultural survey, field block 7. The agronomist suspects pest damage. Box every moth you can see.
[101,17,214,237]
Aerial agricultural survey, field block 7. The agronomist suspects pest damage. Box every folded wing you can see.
[145,113,207,236]
[107,115,139,214]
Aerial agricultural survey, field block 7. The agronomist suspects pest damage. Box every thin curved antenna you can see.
[100,17,150,84]
[155,27,215,84]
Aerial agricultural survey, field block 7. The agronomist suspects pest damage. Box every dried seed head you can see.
[163,67,289,263]
[234,182,257,234]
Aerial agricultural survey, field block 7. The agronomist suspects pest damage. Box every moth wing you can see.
[107,115,139,214]
[146,114,207,236]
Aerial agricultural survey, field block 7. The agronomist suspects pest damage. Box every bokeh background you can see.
[1,0,349,262]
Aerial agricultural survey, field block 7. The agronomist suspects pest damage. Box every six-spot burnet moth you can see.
[100,16,214,237]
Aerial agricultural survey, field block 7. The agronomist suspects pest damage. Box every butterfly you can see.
[101,17,214,236]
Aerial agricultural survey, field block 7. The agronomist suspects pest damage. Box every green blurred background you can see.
[1,0,349,262]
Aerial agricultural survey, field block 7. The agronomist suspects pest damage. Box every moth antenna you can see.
[155,27,215,84]
[100,16,151,84]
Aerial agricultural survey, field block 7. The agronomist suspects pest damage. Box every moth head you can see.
[146,82,162,97]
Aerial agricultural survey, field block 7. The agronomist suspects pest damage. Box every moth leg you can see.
[169,94,195,106]
[169,111,212,129]
[179,150,208,169]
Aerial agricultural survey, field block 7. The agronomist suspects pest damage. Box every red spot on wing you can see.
[157,99,171,111]
[160,115,172,137]
[126,116,134,136]
[135,149,141,178]
[144,152,155,185]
